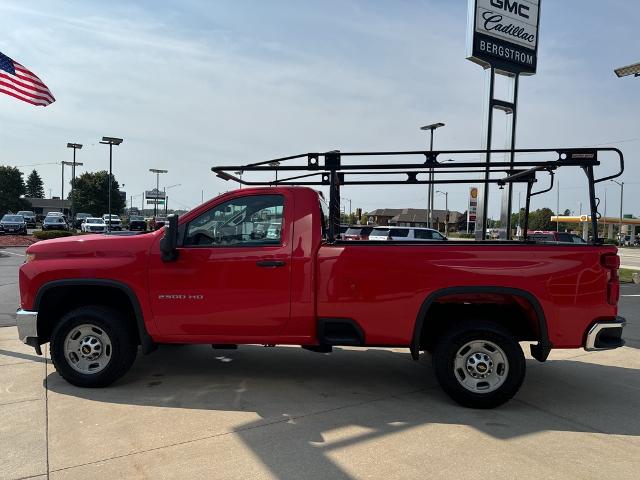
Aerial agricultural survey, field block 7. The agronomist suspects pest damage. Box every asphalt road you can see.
[0,247,23,327]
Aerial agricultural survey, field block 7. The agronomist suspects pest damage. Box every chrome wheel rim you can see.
[64,324,112,374]
[453,340,508,393]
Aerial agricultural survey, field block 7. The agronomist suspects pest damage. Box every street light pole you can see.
[163,184,181,216]
[66,143,83,219]
[420,123,445,229]
[436,190,448,233]
[100,137,123,233]
[612,180,624,242]
[269,161,280,183]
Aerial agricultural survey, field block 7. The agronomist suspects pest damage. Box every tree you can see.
[510,207,556,232]
[0,166,30,214]
[25,169,45,198]
[69,171,125,217]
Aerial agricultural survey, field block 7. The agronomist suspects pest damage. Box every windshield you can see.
[44,217,64,224]
[2,215,23,222]
[370,228,390,237]
[130,216,144,221]
[17,211,33,216]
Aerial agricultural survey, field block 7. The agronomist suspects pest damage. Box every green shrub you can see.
[32,230,74,240]
[449,232,475,239]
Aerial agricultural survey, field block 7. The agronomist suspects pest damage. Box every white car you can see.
[101,214,122,230]
[368,227,447,241]
[81,217,107,233]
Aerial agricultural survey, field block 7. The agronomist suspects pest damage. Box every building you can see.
[25,197,71,217]
[366,208,464,232]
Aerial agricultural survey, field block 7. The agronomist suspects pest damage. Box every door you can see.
[148,193,292,337]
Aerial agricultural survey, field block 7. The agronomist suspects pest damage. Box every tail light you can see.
[601,254,620,305]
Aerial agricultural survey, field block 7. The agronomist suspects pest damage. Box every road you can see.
[0,247,23,326]
[619,247,640,270]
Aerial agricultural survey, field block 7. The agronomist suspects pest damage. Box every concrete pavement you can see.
[1,286,638,479]
[1,246,639,479]
[619,247,640,270]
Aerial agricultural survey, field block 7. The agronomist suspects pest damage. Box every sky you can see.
[0,0,638,218]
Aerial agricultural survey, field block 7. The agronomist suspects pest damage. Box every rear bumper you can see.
[16,309,41,355]
[584,317,626,351]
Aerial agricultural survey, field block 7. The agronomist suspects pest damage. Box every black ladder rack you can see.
[212,147,623,244]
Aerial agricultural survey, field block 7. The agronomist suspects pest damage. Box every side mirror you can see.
[160,214,179,262]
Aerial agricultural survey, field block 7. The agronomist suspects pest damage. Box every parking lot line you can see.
[0,250,25,257]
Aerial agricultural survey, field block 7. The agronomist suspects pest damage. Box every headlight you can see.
[25,253,36,263]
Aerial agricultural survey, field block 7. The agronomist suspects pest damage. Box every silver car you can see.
[368,227,447,241]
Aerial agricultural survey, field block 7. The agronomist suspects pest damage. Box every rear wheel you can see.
[432,321,525,408]
[50,306,138,387]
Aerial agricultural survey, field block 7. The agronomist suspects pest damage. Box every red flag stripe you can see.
[0,80,54,104]
[13,68,48,89]
[0,72,54,98]
[0,87,50,106]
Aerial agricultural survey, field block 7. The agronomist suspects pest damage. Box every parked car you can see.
[16,211,36,228]
[128,215,147,232]
[102,214,122,231]
[81,217,107,233]
[41,216,69,231]
[15,186,625,409]
[527,231,585,244]
[0,214,28,235]
[153,217,167,230]
[369,227,447,241]
[73,213,92,229]
[343,226,374,241]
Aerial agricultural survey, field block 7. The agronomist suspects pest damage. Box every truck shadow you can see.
[44,344,640,478]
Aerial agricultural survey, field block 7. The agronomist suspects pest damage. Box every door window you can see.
[184,195,284,247]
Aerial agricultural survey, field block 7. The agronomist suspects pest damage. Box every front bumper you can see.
[584,317,626,351]
[16,309,42,355]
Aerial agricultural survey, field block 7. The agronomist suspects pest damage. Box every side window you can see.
[390,228,409,238]
[414,229,433,240]
[184,195,284,247]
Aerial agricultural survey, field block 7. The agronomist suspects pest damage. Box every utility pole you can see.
[420,122,445,229]
[66,143,83,219]
[60,161,81,215]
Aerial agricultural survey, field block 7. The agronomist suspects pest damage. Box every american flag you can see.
[0,51,55,107]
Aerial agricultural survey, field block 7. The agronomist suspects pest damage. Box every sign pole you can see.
[475,66,495,240]
[498,72,519,239]
[466,0,540,241]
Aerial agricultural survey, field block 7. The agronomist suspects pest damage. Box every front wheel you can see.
[432,321,525,409]
[50,306,138,387]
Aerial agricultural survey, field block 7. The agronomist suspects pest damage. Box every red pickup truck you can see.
[16,185,625,408]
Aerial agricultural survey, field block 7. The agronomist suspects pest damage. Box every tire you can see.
[50,306,138,387]
[432,320,525,409]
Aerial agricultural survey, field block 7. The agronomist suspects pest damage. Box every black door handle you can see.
[256,260,286,268]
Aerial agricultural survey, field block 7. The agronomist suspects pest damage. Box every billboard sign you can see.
[145,188,166,200]
[466,0,540,75]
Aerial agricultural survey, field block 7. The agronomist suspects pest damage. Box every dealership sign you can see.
[145,188,166,200]
[467,0,540,74]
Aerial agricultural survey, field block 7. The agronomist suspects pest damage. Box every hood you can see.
[26,231,159,258]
